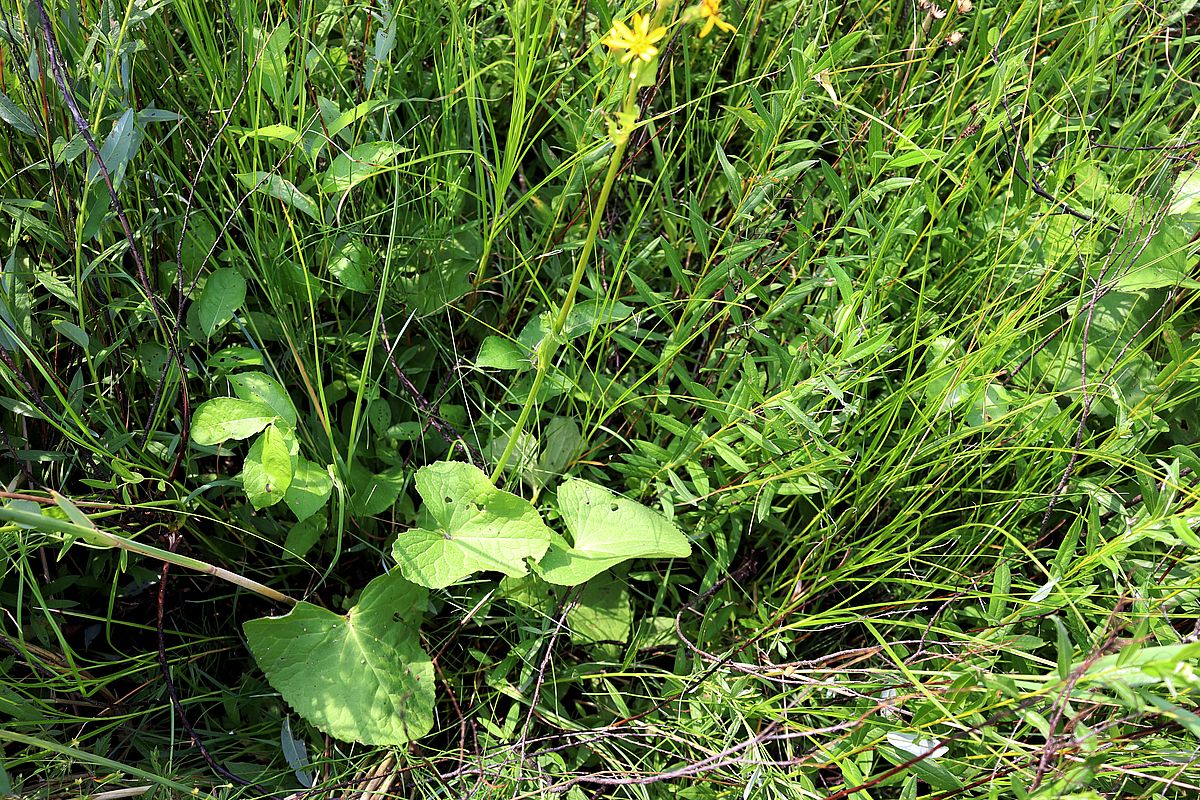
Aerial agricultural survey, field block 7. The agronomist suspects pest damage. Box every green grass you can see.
[2,0,1200,796]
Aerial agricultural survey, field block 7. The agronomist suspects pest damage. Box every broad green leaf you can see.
[538,479,691,586]
[51,319,89,350]
[1169,167,1200,216]
[191,398,277,445]
[244,570,434,746]
[196,268,246,340]
[321,142,409,194]
[243,426,294,509]
[86,108,142,191]
[535,417,582,486]
[285,459,333,521]
[236,172,319,221]
[328,240,375,293]
[232,123,302,147]
[207,346,264,372]
[228,372,299,428]
[284,513,326,559]
[253,22,292,106]
[1116,223,1200,291]
[475,336,526,371]
[569,572,632,645]
[391,462,554,589]
[325,99,395,142]
[349,465,407,516]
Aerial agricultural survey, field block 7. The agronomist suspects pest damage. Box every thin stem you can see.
[0,505,297,606]
[490,82,637,484]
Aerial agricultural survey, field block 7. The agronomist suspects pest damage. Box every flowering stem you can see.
[490,87,636,484]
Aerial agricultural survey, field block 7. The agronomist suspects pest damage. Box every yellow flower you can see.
[601,12,668,65]
[695,0,736,37]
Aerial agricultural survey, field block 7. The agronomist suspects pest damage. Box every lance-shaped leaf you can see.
[391,462,554,589]
[537,479,691,586]
[244,570,434,746]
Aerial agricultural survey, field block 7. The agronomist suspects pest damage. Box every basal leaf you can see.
[568,572,632,645]
[196,268,246,340]
[538,479,691,586]
[191,398,277,445]
[243,425,294,509]
[285,459,333,521]
[321,142,409,194]
[244,570,434,746]
[391,462,553,589]
[229,372,299,428]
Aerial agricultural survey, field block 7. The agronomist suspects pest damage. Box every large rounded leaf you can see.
[244,571,434,746]
[391,462,554,589]
[538,479,691,586]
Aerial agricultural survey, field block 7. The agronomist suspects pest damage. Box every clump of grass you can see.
[2,0,1200,797]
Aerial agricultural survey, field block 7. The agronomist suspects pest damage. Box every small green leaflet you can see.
[191,398,277,445]
[537,479,691,586]
[391,462,554,589]
[244,570,434,746]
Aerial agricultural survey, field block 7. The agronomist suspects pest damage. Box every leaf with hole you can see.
[244,570,434,745]
[537,479,691,586]
[243,425,294,510]
[391,462,554,589]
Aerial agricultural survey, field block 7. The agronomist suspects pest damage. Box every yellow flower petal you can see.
[699,17,715,37]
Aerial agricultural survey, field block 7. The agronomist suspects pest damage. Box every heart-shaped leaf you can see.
[244,570,434,746]
[538,479,691,586]
[391,462,553,589]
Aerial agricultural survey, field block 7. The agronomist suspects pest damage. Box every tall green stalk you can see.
[490,81,639,483]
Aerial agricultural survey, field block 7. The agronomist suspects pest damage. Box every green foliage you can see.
[244,570,435,745]
[2,0,1200,795]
